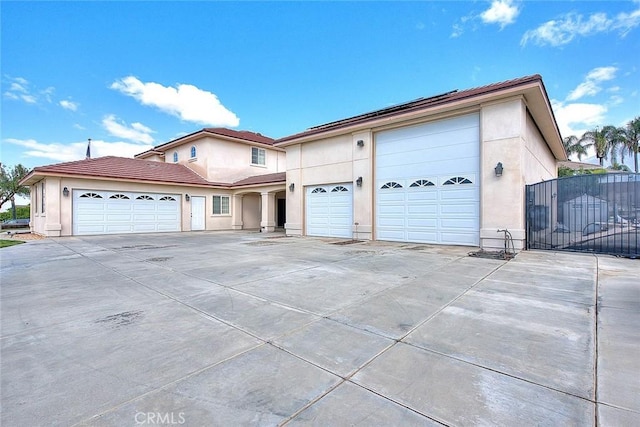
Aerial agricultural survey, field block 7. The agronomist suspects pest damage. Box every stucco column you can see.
[260,191,276,232]
[44,178,62,237]
[231,194,244,230]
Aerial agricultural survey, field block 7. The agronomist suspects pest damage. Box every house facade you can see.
[277,75,566,250]
[22,129,286,237]
[22,75,567,250]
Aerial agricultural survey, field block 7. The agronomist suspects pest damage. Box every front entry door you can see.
[277,198,286,227]
[191,196,205,231]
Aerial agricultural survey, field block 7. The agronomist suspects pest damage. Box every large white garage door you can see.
[306,183,353,238]
[375,113,480,246]
[73,190,181,235]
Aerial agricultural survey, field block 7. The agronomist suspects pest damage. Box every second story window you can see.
[190,146,197,158]
[251,147,266,166]
[173,152,178,163]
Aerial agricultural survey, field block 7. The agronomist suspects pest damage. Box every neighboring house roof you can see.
[135,128,278,159]
[20,156,287,189]
[20,156,225,187]
[232,172,286,187]
[276,74,566,160]
[558,161,603,170]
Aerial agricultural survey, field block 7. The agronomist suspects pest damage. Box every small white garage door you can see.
[73,190,181,235]
[306,183,353,238]
[375,113,480,246]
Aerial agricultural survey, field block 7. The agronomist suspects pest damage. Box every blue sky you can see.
[2,0,639,170]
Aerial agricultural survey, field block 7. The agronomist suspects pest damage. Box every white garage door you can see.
[73,190,181,235]
[306,183,353,238]
[375,113,480,246]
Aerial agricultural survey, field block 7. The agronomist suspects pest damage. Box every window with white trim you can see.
[212,195,230,215]
[173,151,178,163]
[251,147,266,166]
[190,146,197,158]
[41,182,46,213]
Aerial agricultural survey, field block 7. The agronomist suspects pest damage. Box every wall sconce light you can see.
[62,187,69,197]
[356,176,363,187]
[494,162,504,177]
[289,183,295,192]
[356,139,364,147]
[185,194,190,202]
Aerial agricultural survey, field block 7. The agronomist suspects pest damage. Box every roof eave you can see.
[20,170,230,189]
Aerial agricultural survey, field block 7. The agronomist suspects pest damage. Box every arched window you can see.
[109,194,130,199]
[79,192,102,199]
[173,152,178,163]
[190,146,196,158]
[331,186,349,192]
[410,179,435,188]
[311,188,327,193]
[380,182,403,189]
[443,177,472,185]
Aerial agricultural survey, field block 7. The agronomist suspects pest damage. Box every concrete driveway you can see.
[1,231,638,426]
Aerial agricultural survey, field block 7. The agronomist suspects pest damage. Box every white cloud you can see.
[73,123,86,130]
[10,82,28,93]
[20,94,37,104]
[59,100,78,111]
[552,99,607,138]
[110,76,240,127]
[566,66,617,101]
[102,114,155,144]
[480,0,520,28]
[5,138,153,163]
[521,4,640,46]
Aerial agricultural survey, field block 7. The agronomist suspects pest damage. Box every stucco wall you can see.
[284,95,558,251]
[34,177,243,237]
[480,98,527,250]
[523,112,557,183]
[168,136,285,183]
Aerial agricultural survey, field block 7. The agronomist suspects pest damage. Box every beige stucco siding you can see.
[284,94,559,251]
[170,136,285,183]
[480,98,527,249]
[523,112,557,183]
[31,177,239,237]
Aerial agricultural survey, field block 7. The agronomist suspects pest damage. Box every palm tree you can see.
[562,135,588,161]
[619,117,640,173]
[579,125,619,166]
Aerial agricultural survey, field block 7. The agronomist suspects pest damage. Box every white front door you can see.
[190,196,206,231]
[306,183,353,238]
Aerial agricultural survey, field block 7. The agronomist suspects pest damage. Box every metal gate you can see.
[526,174,639,257]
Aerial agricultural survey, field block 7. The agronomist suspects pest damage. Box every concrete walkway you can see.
[1,231,638,426]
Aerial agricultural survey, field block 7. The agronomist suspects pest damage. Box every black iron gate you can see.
[526,173,639,257]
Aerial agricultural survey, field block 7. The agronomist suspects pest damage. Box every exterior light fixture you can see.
[62,187,69,197]
[356,176,363,187]
[289,183,295,192]
[356,139,364,147]
[494,162,504,177]
[185,194,190,202]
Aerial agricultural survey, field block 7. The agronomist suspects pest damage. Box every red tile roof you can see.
[232,172,286,186]
[136,128,276,159]
[203,128,275,145]
[22,156,225,187]
[21,156,287,189]
[277,74,548,143]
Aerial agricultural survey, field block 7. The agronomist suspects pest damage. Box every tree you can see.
[562,135,588,160]
[0,164,30,215]
[579,125,619,166]
[619,116,640,173]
